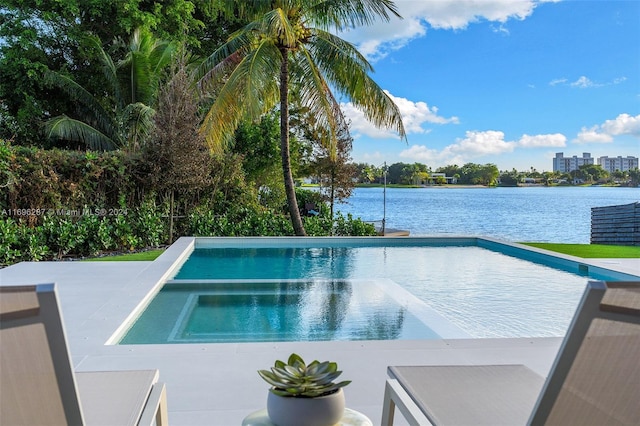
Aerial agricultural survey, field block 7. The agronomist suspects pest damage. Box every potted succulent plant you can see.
[258,353,351,426]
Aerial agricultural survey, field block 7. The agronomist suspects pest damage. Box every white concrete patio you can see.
[1,238,637,425]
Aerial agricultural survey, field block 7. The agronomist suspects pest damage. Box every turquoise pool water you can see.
[120,279,461,344]
[119,238,639,343]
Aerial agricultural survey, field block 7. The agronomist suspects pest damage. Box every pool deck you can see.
[1,238,638,425]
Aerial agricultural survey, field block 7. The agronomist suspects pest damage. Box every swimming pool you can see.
[118,237,639,344]
[120,279,468,344]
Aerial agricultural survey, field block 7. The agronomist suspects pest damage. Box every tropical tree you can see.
[146,53,212,243]
[354,163,378,183]
[628,168,640,187]
[0,0,202,144]
[306,116,356,219]
[45,29,175,151]
[197,0,406,235]
[578,164,609,183]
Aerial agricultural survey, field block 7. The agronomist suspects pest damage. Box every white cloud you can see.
[518,133,566,148]
[399,130,569,165]
[574,113,640,144]
[601,113,640,136]
[338,1,541,60]
[571,76,597,89]
[550,76,627,89]
[400,130,516,165]
[399,144,466,166]
[575,128,613,144]
[549,78,567,86]
[342,91,458,139]
[447,130,516,155]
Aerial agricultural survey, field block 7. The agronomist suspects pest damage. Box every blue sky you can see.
[336,0,639,172]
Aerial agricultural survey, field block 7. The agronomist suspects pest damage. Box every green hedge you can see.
[1,208,376,266]
[0,203,168,265]
[0,141,376,266]
[1,140,144,214]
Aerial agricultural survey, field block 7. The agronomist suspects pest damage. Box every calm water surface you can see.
[337,186,639,243]
[171,246,600,338]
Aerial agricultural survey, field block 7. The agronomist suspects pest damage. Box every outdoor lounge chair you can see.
[381,280,640,425]
[0,283,168,425]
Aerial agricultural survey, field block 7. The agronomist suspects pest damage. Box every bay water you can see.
[337,186,639,243]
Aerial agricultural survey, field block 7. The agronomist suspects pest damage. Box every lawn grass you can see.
[86,249,165,261]
[521,243,640,258]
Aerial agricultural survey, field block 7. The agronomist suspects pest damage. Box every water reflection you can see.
[175,279,409,343]
[356,309,405,341]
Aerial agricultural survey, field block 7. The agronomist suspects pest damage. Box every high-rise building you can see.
[597,156,639,173]
[552,152,594,173]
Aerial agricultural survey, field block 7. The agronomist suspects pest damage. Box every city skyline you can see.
[335,0,639,172]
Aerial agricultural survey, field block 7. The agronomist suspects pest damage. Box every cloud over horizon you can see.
[341,91,458,139]
[398,130,568,166]
[574,113,640,144]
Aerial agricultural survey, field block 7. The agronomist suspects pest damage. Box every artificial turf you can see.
[521,243,640,258]
[86,249,165,261]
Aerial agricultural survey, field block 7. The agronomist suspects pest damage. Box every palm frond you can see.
[309,30,406,139]
[45,115,119,151]
[196,30,253,92]
[44,70,120,140]
[221,0,285,20]
[200,39,281,152]
[88,36,122,109]
[116,28,175,106]
[290,47,342,159]
[122,102,156,151]
[307,0,401,30]
[150,39,176,76]
[262,8,297,48]
[309,28,373,72]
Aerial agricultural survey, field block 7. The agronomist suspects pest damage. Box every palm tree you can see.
[197,0,406,235]
[45,29,175,151]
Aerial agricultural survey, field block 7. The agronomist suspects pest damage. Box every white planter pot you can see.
[266,388,345,426]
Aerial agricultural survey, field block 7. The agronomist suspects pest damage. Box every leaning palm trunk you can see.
[279,47,306,236]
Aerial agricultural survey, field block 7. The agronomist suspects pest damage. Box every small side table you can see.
[242,408,373,426]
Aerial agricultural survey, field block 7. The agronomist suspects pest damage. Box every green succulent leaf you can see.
[258,353,350,397]
[287,353,305,367]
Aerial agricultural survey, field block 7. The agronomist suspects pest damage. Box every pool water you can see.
[119,240,638,344]
[120,279,464,344]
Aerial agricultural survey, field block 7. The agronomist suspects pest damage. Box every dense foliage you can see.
[0,1,397,262]
[0,0,233,143]
[0,138,375,266]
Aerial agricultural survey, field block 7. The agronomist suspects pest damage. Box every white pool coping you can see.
[1,236,638,425]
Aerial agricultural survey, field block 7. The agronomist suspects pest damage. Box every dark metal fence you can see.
[591,202,640,246]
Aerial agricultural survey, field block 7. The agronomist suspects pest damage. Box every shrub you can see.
[0,218,22,265]
[332,213,377,236]
[133,199,167,247]
[41,215,85,258]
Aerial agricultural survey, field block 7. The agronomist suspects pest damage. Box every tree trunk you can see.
[169,189,174,244]
[330,166,336,220]
[279,47,306,236]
